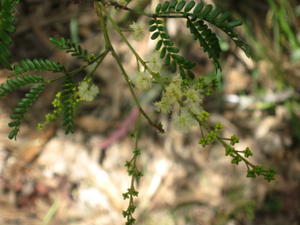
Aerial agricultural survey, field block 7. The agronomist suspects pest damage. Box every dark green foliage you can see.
[176,0,186,11]
[151,0,250,70]
[0,0,19,68]
[155,3,162,13]
[49,37,96,63]
[161,1,170,12]
[193,1,204,15]
[149,18,196,79]
[8,83,46,139]
[187,19,221,69]
[199,4,213,19]
[168,0,177,11]
[184,1,195,12]
[61,75,77,134]
[12,59,65,75]
[247,166,276,182]
[0,75,45,97]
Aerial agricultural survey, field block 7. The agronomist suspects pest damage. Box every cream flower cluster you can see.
[146,52,163,73]
[131,71,153,90]
[155,75,205,131]
[155,76,183,114]
[78,80,99,102]
[129,22,146,41]
[117,0,127,5]
[173,108,196,131]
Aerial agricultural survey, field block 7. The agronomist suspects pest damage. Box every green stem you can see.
[84,49,109,81]
[112,43,164,133]
[104,0,186,18]
[102,6,160,79]
[104,6,169,92]
[47,50,108,84]
[41,200,59,225]
[127,113,141,222]
[96,2,164,133]
[188,108,255,169]
[218,137,255,168]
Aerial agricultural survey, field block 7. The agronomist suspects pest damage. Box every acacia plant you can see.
[0,0,275,224]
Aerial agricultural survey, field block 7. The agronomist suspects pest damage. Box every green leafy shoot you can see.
[49,37,96,63]
[12,59,65,75]
[0,75,45,97]
[149,18,196,79]
[151,0,250,72]
[8,83,46,139]
[0,0,20,68]
[61,75,78,134]
[37,91,63,130]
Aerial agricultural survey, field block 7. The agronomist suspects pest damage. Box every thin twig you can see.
[96,2,164,133]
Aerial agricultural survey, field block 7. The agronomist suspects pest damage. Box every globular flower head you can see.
[78,80,99,101]
[154,96,172,114]
[146,52,163,73]
[185,88,201,105]
[183,87,203,114]
[173,108,197,131]
[117,0,128,5]
[164,76,183,103]
[155,76,183,114]
[129,22,146,41]
[131,71,153,90]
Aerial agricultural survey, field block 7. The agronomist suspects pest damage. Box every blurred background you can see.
[0,0,299,224]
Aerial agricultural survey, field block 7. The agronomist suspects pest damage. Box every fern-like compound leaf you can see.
[0,0,19,68]
[8,83,46,139]
[153,0,251,64]
[12,59,65,75]
[49,37,96,63]
[149,18,196,79]
[61,75,77,134]
[191,1,250,56]
[187,19,221,70]
[0,75,45,97]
